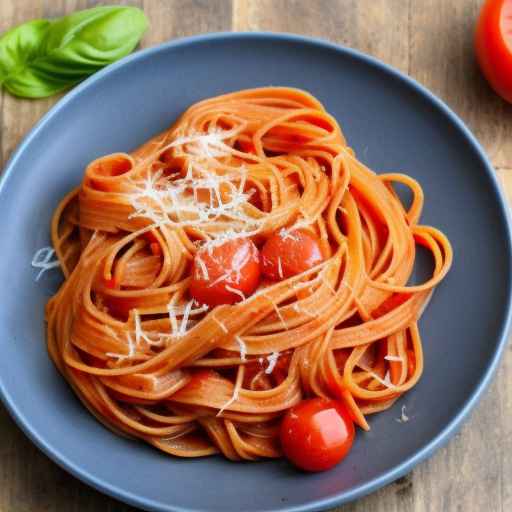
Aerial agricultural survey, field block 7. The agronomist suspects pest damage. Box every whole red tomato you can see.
[280,398,355,472]
[475,0,512,102]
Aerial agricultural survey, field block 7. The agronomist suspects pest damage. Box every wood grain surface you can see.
[0,1,510,511]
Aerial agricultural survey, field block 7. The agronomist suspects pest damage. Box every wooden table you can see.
[0,1,510,511]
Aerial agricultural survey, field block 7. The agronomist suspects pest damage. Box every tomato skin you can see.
[189,239,261,307]
[261,229,324,280]
[475,0,512,102]
[280,398,355,472]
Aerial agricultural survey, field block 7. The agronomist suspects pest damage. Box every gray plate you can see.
[0,33,511,512]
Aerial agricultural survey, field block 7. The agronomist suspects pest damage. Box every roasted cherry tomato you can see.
[280,398,355,472]
[189,239,261,307]
[475,0,512,102]
[261,228,324,280]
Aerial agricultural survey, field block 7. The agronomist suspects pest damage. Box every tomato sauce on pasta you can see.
[45,88,452,463]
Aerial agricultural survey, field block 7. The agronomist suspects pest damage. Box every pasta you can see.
[45,87,452,462]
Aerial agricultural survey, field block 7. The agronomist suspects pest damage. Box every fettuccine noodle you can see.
[45,87,452,460]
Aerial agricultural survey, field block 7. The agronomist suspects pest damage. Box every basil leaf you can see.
[0,6,148,98]
[0,20,65,98]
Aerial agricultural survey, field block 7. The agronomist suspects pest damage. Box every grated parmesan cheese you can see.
[396,405,409,423]
[167,302,180,337]
[384,355,404,362]
[277,256,284,279]
[178,300,194,337]
[133,311,169,348]
[265,351,280,374]
[106,332,136,362]
[127,142,265,251]
[234,335,247,361]
[166,301,209,339]
[31,246,60,281]
[207,271,232,288]
[196,255,209,280]
[133,310,144,346]
[357,362,397,390]
[225,285,246,302]
[279,228,300,242]
[217,386,239,417]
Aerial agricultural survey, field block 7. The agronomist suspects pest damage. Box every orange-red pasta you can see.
[45,87,452,460]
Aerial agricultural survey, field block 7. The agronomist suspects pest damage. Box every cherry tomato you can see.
[261,229,324,280]
[475,0,512,102]
[280,398,355,472]
[189,238,261,307]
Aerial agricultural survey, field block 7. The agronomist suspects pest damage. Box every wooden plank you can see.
[143,0,232,45]
[496,168,512,512]
[0,1,51,167]
[409,0,512,167]
[233,0,409,72]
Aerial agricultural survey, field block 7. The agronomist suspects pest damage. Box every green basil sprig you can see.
[0,6,148,98]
